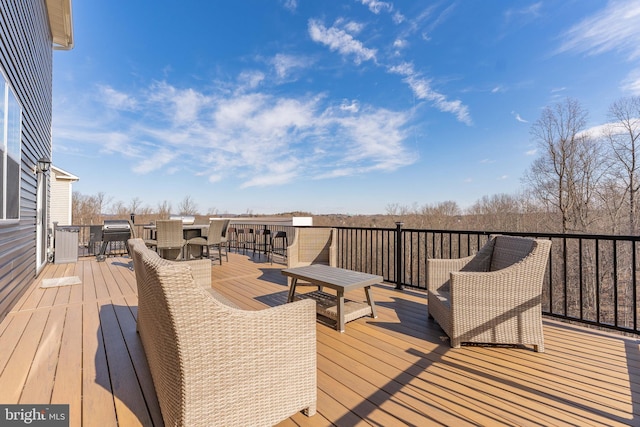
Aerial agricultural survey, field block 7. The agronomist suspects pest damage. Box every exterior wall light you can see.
[36,157,51,173]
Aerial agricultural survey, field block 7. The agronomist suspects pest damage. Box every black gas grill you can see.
[96,220,132,261]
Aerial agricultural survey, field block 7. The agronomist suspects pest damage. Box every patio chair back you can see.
[288,227,337,268]
[206,219,227,245]
[155,219,185,259]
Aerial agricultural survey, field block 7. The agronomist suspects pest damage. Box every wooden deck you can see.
[1,251,639,426]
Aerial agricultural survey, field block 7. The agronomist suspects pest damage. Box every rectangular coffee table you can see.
[281,264,381,332]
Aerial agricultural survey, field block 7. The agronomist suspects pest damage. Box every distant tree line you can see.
[72,193,209,225]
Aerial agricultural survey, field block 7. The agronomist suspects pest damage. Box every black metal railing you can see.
[333,224,640,336]
[65,220,640,335]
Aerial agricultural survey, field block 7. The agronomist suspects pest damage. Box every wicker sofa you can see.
[427,235,551,352]
[129,238,317,426]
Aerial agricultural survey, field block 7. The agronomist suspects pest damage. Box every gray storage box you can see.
[54,226,79,264]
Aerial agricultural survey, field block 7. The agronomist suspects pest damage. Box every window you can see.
[0,79,22,220]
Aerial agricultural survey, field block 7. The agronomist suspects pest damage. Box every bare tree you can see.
[72,192,103,225]
[178,195,198,215]
[523,98,603,233]
[157,200,172,219]
[418,201,461,229]
[604,96,640,234]
[95,192,110,216]
[129,197,144,215]
[467,193,524,231]
[109,200,128,216]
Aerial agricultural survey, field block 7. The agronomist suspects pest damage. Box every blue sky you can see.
[52,1,640,215]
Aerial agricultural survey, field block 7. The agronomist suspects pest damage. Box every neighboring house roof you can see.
[45,0,74,50]
[52,165,79,182]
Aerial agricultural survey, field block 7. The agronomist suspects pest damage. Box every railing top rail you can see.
[343,226,640,242]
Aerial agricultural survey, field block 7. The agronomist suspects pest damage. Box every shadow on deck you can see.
[0,251,638,426]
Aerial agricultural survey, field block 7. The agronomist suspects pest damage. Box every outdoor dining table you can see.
[281,264,381,332]
[143,223,209,240]
[143,223,210,258]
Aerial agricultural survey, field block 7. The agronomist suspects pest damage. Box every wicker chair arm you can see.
[183,259,211,289]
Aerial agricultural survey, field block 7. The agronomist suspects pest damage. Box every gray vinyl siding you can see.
[0,0,53,321]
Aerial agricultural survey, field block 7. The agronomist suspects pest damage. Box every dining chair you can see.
[244,228,256,254]
[253,228,271,260]
[155,219,186,260]
[270,230,288,264]
[226,227,239,252]
[218,219,231,249]
[187,219,228,264]
[235,228,248,254]
[129,219,157,251]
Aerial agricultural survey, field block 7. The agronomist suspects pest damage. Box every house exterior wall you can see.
[50,173,72,226]
[0,1,54,321]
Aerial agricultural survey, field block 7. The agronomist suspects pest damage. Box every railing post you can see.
[395,221,404,290]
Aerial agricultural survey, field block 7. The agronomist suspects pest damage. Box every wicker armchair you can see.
[287,227,337,268]
[427,235,551,352]
[287,227,337,287]
[129,238,317,426]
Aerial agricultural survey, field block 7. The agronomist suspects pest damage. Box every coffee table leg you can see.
[337,290,345,332]
[365,286,377,318]
[287,278,298,302]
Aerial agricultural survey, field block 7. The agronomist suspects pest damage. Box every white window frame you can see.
[0,77,22,221]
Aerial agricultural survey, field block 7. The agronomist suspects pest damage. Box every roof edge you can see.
[52,165,79,181]
[46,0,74,50]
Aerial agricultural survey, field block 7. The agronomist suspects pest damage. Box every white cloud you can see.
[61,78,416,187]
[237,70,265,91]
[272,54,305,79]
[133,148,178,174]
[146,81,208,125]
[504,2,542,22]
[343,20,365,35]
[557,0,640,61]
[360,0,393,14]
[392,12,405,24]
[340,99,360,113]
[511,111,528,123]
[98,85,137,111]
[308,19,377,64]
[525,149,537,156]
[282,0,297,11]
[393,38,407,50]
[389,62,472,125]
[622,68,640,95]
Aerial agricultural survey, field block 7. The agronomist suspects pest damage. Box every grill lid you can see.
[103,219,131,231]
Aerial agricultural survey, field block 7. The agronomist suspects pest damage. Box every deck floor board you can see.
[0,251,638,426]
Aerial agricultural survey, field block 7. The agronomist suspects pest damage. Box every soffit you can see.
[45,0,74,50]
